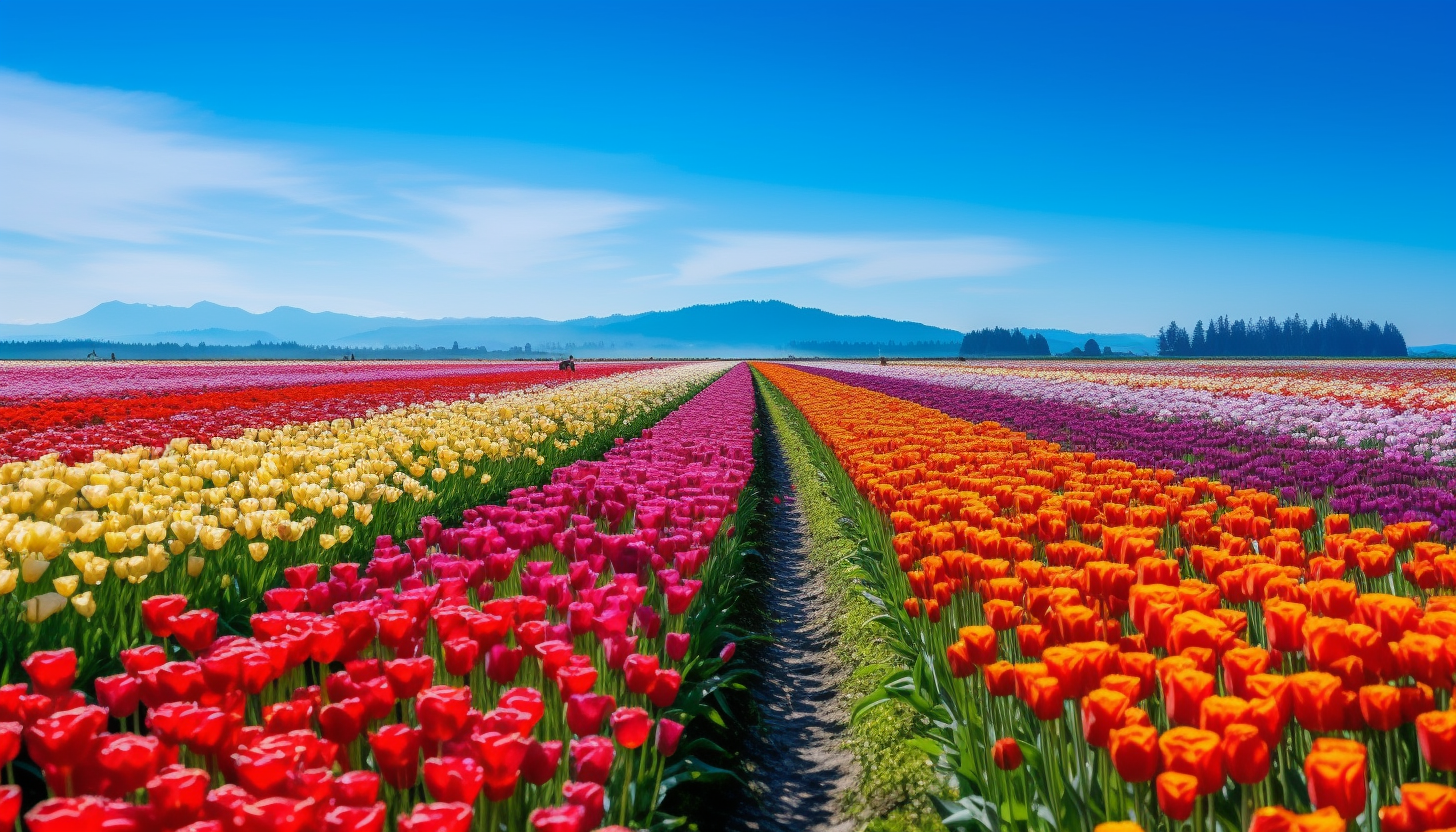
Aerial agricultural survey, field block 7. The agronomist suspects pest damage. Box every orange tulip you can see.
[1162,668,1215,727]
[1417,709,1456,772]
[959,625,998,666]
[1109,724,1158,783]
[1398,782,1456,830]
[1155,771,1198,821]
[1081,688,1130,748]
[1289,672,1345,734]
[1198,696,1250,736]
[1304,739,1367,820]
[1264,599,1307,652]
[1221,646,1271,699]
[1158,726,1223,795]
[1221,723,1270,785]
[1358,684,1402,731]
[1025,676,1065,721]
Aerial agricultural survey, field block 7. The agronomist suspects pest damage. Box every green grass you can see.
[755,368,948,832]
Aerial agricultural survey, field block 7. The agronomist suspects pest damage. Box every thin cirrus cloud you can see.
[328,186,657,277]
[672,231,1040,286]
[0,69,320,245]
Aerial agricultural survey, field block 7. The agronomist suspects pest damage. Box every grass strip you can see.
[755,366,949,831]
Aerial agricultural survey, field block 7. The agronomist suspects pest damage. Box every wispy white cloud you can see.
[0,69,319,244]
[324,186,655,276]
[673,231,1039,286]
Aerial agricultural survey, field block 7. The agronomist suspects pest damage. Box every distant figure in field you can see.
[86,349,99,359]
[880,356,888,366]
[558,355,577,372]
[110,352,116,361]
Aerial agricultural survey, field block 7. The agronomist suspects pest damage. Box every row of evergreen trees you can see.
[1156,315,1407,357]
[960,327,1052,356]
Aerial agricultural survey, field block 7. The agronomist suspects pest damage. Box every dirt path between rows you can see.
[728,415,859,832]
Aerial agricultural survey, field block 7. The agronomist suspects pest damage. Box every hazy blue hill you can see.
[591,300,962,345]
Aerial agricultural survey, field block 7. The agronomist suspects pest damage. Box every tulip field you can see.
[0,356,1454,832]
[755,360,1456,832]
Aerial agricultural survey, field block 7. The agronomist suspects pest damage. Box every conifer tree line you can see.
[1157,314,1407,357]
[959,327,1052,356]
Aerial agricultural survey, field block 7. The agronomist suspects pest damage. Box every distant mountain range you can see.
[0,299,1189,358]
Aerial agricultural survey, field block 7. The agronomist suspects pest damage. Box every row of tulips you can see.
[0,360,576,402]
[0,363,728,684]
[795,363,1456,543]
[802,360,1456,463]
[1,362,661,464]
[0,362,757,831]
[754,362,1456,832]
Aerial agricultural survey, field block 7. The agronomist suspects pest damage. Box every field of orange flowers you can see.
[755,362,1453,832]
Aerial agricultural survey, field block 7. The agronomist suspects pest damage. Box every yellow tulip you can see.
[187,555,206,577]
[248,542,269,563]
[21,556,49,584]
[0,569,16,595]
[22,592,67,623]
[53,574,79,597]
[318,534,336,550]
[71,591,96,618]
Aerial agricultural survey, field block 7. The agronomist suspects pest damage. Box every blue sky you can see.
[1,1,1453,341]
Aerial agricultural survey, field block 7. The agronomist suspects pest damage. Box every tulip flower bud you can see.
[249,542,269,562]
[0,570,15,596]
[51,575,78,598]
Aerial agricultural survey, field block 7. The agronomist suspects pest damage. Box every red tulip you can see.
[655,717,685,757]
[649,669,682,708]
[332,770,380,806]
[473,731,529,801]
[424,756,485,804]
[623,654,659,695]
[442,639,479,677]
[0,722,20,768]
[22,649,77,698]
[368,724,421,789]
[522,738,564,785]
[570,736,615,785]
[562,780,605,829]
[384,657,434,699]
[319,698,368,746]
[566,693,616,737]
[96,733,163,796]
[25,706,106,768]
[666,632,691,662]
[172,609,219,654]
[610,707,652,749]
[1081,689,1130,748]
[141,595,189,639]
[529,804,587,832]
[398,802,472,832]
[992,737,1022,770]
[147,766,210,828]
[94,673,141,720]
[0,785,18,828]
[416,686,472,742]
[486,645,524,685]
